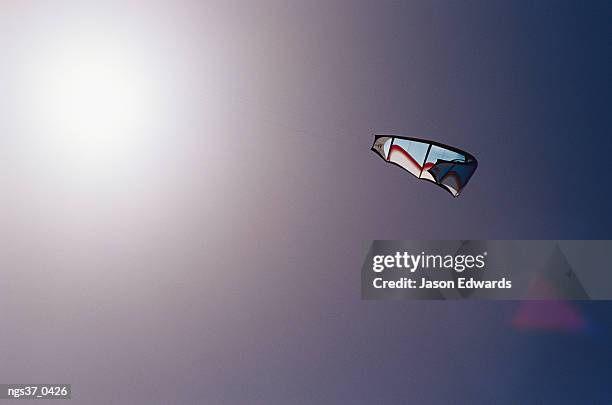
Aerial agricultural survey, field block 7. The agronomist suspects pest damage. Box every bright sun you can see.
[52,51,145,137]
[25,34,161,170]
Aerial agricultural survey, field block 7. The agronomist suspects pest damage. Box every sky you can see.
[1,1,611,403]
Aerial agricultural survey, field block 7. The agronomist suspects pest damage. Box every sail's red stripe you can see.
[389,144,427,171]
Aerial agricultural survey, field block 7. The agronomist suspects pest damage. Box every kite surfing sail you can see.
[371,135,478,197]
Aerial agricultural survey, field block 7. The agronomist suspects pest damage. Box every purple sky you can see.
[1,1,611,403]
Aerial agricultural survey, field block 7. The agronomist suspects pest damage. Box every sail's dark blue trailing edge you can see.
[371,135,478,197]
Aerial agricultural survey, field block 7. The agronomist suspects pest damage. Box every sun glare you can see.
[25,35,161,171]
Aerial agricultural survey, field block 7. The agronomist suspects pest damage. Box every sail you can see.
[371,135,477,197]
